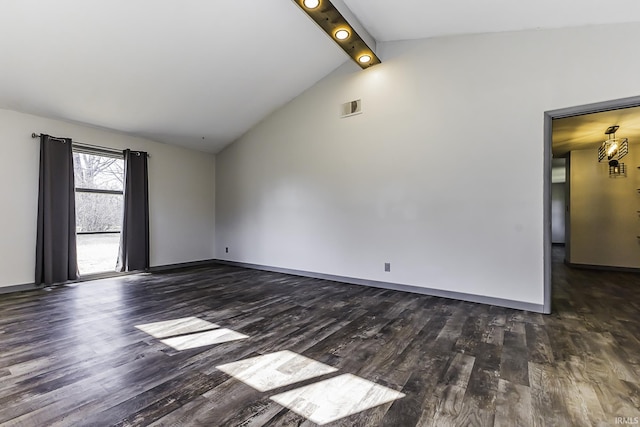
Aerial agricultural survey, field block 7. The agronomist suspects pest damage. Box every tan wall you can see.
[568,145,640,268]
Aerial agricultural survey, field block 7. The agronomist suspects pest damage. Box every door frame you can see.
[543,94,640,314]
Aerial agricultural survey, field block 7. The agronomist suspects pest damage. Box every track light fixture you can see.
[293,0,381,69]
[335,29,350,40]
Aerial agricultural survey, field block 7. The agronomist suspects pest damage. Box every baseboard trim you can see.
[565,261,640,273]
[0,274,135,295]
[214,259,544,313]
[149,259,217,273]
[0,283,41,295]
[0,260,218,295]
[3,260,545,313]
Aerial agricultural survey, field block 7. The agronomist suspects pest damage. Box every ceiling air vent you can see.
[341,99,362,118]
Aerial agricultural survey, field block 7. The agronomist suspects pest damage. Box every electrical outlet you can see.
[384,262,391,272]
[225,247,229,253]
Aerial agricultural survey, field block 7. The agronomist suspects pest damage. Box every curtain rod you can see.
[31,133,150,157]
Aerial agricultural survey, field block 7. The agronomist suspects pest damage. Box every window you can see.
[73,149,124,275]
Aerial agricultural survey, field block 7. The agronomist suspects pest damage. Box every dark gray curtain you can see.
[35,135,78,285]
[117,149,149,271]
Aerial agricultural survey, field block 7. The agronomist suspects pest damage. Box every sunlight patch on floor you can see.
[216,350,338,392]
[135,317,219,339]
[161,328,248,351]
[135,317,247,350]
[216,350,405,424]
[270,373,405,425]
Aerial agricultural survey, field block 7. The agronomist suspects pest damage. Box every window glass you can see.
[73,149,125,275]
[75,192,124,233]
[73,152,124,191]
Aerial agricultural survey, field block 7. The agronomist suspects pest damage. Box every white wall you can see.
[0,109,215,288]
[215,23,640,307]
[568,146,640,268]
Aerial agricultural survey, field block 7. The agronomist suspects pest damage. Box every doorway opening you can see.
[73,148,125,275]
[544,95,640,313]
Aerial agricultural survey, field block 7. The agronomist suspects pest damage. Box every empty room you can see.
[1,1,640,426]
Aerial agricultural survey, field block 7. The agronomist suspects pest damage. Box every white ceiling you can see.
[2,1,640,153]
[0,1,348,153]
[343,0,640,42]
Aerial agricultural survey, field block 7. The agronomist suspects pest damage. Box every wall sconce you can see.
[293,0,381,69]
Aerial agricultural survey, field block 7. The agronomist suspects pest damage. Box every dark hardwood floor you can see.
[1,247,639,426]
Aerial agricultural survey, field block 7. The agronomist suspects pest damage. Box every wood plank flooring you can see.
[0,247,639,426]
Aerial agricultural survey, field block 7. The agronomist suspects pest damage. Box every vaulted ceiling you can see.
[2,0,640,153]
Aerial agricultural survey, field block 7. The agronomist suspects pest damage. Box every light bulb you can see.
[335,29,350,40]
[303,0,319,8]
[358,54,371,63]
